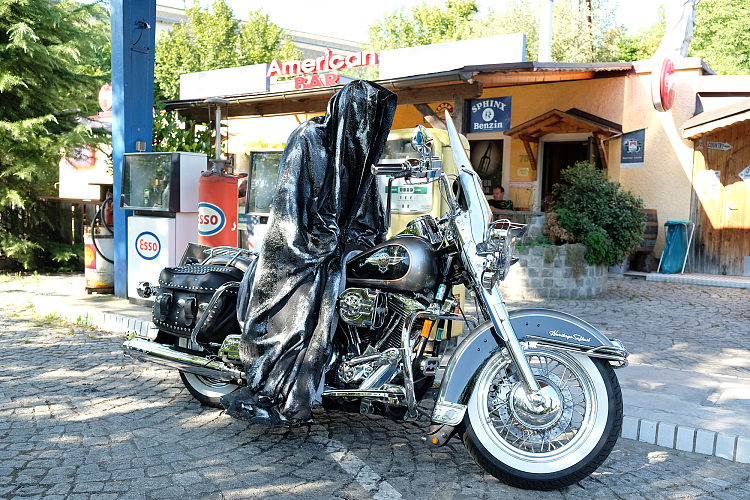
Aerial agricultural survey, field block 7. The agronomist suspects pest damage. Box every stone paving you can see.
[504,278,750,378]
[2,279,750,499]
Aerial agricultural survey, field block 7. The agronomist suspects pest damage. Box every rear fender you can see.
[430,308,627,426]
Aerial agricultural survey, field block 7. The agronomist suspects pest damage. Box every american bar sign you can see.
[266,49,378,90]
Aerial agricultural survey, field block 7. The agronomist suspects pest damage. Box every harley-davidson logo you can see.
[366,250,406,273]
[548,329,591,343]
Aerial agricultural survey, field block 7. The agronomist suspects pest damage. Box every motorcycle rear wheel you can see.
[179,371,239,408]
[462,348,622,490]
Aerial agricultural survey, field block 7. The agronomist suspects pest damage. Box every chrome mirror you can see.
[411,125,433,158]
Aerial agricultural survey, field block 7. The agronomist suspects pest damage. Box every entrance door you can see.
[541,140,589,211]
[720,141,750,275]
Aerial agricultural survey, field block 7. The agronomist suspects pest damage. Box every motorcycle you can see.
[124,110,627,490]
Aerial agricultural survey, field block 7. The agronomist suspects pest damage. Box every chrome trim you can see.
[431,401,467,425]
[189,281,239,348]
[321,387,406,406]
[123,336,243,381]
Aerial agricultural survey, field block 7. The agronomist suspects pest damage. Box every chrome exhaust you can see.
[123,336,243,381]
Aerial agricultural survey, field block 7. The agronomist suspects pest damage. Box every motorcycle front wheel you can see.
[462,348,622,490]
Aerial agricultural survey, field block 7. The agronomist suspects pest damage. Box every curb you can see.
[620,415,750,464]
[31,299,150,338]
[27,299,750,465]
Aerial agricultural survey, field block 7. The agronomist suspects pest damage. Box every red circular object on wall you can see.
[98,83,112,112]
[651,56,675,112]
[660,58,675,111]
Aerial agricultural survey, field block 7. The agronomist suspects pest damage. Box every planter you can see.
[498,243,607,300]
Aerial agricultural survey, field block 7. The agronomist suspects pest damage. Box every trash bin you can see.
[658,220,694,274]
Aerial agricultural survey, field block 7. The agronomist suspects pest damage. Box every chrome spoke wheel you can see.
[482,350,594,457]
[464,347,621,488]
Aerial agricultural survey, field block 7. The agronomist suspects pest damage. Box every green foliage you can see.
[615,8,665,61]
[152,102,212,155]
[0,0,110,270]
[154,0,300,101]
[368,0,479,51]
[550,162,645,266]
[690,0,750,75]
[615,1,750,73]
[463,0,620,62]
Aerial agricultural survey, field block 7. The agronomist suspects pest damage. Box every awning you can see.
[164,62,634,124]
[505,108,622,169]
[681,96,750,139]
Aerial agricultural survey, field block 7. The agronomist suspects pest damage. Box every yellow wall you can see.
[391,62,705,253]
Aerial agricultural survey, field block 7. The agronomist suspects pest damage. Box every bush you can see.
[549,162,645,266]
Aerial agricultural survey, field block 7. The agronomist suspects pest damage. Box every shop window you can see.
[469,140,504,195]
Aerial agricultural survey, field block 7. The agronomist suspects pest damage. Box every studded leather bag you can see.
[152,264,244,344]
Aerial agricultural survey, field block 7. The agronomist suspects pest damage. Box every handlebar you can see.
[372,158,420,178]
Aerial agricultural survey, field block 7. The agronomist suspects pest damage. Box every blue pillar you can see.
[111,1,156,297]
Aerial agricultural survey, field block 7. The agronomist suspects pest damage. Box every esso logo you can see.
[135,231,161,260]
[198,202,226,236]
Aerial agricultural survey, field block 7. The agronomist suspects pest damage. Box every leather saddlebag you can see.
[152,264,244,344]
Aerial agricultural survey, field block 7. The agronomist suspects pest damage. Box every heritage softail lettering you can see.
[123,80,628,491]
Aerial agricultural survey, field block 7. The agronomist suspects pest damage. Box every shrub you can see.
[549,162,645,266]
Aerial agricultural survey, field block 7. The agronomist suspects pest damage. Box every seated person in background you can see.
[488,186,514,212]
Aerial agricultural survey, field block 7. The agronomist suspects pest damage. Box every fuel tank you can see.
[346,235,438,294]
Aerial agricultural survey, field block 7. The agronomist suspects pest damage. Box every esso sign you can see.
[198,202,226,236]
[135,231,161,260]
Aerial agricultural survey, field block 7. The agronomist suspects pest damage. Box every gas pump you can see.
[84,186,115,294]
[377,127,471,338]
[121,151,206,299]
[198,99,239,247]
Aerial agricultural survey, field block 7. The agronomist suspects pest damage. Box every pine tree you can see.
[0,0,109,269]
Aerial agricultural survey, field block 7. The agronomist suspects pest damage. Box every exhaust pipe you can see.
[123,336,243,381]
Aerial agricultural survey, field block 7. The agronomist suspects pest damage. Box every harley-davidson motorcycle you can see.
[124,110,627,490]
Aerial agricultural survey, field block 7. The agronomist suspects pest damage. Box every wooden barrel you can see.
[637,208,657,252]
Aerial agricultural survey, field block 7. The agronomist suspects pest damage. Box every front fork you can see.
[399,285,545,421]
[479,285,541,393]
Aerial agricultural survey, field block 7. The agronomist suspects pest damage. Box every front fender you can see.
[430,308,628,426]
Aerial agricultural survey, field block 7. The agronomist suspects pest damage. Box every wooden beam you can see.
[474,70,598,86]
[453,95,465,134]
[520,136,537,170]
[414,104,446,130]
[593,132,609,169]
[393,82,483,106]
[176,82,484,121]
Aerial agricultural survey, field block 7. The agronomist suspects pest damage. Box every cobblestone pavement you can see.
[503,278,750,378]
[2,294,750,500]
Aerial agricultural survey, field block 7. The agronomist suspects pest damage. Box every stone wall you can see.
[498,243,607,300]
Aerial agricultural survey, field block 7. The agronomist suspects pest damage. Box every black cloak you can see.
[222,80,397,425]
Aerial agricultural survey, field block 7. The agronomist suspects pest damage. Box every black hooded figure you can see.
[222,80,397,425]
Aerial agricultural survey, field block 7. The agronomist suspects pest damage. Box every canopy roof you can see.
[681,96,750,139]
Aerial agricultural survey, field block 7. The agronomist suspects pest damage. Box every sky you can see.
[158,0,663,43]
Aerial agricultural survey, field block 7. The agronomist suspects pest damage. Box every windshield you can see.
[444,110,491,247]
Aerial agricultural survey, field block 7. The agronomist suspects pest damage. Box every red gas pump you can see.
[198,98,239,247]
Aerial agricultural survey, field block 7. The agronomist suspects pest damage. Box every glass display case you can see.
[121,152,206,213]
[245,151,283,216]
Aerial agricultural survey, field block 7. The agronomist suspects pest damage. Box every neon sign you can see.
[266,49,378,78]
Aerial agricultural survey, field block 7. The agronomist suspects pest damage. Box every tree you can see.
[369,0,621,63]
[468,0,620,62]
[154,0,300,101]
[615,8,665,62]
[691,0,750,74]
[368,0,479,51]
[0,0,109,269]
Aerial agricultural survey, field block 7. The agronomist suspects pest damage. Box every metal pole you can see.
[538,0,554,62]
[111,0,156,297]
